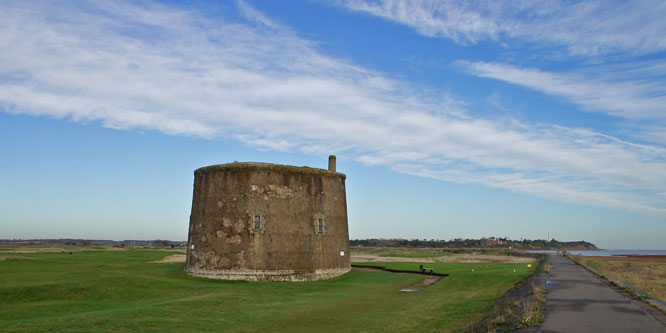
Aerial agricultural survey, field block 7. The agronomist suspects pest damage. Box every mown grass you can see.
[0,249,533,332]
[353,247,454,258]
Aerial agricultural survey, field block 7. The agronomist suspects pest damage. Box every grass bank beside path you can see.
[571,255,666,308]
[1,248,534,332]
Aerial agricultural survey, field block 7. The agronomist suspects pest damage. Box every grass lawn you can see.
[353,247,454,258]
[1,249,534,332]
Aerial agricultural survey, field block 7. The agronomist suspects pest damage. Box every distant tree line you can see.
[349,237,597,249]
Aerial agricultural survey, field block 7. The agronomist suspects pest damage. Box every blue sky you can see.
[1,0,665,249]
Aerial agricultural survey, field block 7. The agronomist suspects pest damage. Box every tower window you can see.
[317,218,325,233]
[253,215,262,230]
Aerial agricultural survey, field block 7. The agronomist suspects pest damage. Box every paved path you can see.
[540,255,665,333]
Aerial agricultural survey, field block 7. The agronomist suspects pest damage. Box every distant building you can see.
[185,156,350,281]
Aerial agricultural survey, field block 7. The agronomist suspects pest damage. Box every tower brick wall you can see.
[185,162,350,281]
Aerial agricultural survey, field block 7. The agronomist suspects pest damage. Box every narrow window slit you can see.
[253,215,262,230]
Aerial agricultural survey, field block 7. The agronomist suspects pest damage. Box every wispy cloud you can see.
[337,0,666,57]
[1,0,665,216]
[460,61,666,121]
[336,1,666,143]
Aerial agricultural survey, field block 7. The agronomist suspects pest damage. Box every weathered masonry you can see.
[185,156,351,281]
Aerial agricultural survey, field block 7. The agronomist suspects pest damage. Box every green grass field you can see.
[354,247,454,258]
[0,249,534,332]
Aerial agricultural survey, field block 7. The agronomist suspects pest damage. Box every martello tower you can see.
[185,156,350,281]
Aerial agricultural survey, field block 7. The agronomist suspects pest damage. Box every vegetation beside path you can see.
[570,254,666,313]
[0,247,536,332]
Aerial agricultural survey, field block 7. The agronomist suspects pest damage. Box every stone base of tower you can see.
[185,266,351,282]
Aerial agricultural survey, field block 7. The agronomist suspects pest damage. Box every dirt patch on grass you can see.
[0,255,42,261]
[352,265,446,291]
[150,254,186,264]
[153,248,187,252]
[401,277,442,291]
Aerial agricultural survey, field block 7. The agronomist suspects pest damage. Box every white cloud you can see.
[460,61,666,121]
[397,164,666,217]
[337,0,666,57]
[337,0,666,140]
[1,0,666,216]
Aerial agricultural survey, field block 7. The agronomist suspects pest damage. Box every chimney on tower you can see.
[328,155,336,172]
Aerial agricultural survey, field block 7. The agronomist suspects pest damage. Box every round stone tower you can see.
[185,157,351,281]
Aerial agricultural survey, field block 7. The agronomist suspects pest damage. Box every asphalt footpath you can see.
[538,255,665,333]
